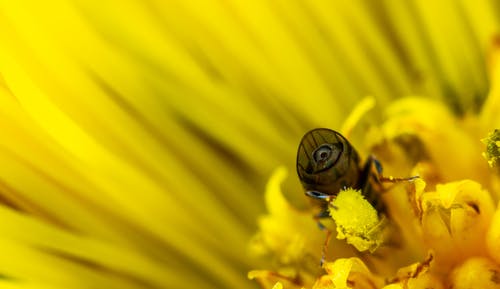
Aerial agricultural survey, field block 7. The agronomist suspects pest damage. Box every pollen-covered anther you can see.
[328,188,387,253]
[482,129,500,172]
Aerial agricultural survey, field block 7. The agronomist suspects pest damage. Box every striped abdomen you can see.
[296,128,385,213]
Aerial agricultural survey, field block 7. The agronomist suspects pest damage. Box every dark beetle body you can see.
[296,128,385,214]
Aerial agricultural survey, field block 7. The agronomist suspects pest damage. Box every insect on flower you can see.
[296,128,417,264]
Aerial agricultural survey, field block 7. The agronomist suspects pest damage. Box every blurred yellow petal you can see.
[251,167,319,263]
[250,167,354,287]
[374,98,490,186]
[382,274,444,289]
[419,180,494,271]
[449,257,500,289]
[340,96,376,139]
[313,258,383,289]
[383,253,443,289]
[486,203,500,264]
[481,39,500,131]
[248,271,302,289]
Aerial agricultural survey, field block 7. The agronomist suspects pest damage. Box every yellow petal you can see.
[340,96,376,139]
[248,270,303,289]
[449,257,500,289]
[383,252,443,289]
[312,258,383,289]
[382,273,444,289]
[250,167,325,287]
[378,98,490,186]
[250,167,321,264]
[486,202,500,264]
[419,180,494,270]
[481,41,500,133]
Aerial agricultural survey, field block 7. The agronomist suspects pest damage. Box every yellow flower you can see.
[1,1,500,289]
[250,51,500,288]
[250,93,500,288]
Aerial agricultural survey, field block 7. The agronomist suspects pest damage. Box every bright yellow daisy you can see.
[0,1,499,289]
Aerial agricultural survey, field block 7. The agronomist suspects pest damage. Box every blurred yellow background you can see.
[0,1,498,289]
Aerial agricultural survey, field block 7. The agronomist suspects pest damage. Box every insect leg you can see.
[358,156,390,212]
[378,175,419,183]
[320,229,333,266]
[367,155,419,183]
[314,209,330,230]
[304,190,336,265]
[306,191,335,229]
[315,209,331,218]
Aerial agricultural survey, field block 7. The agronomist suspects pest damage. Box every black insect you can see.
[296,128,391,213]
[296,128,416,262]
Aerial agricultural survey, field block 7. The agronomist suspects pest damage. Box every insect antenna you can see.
[305,190,333,201]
